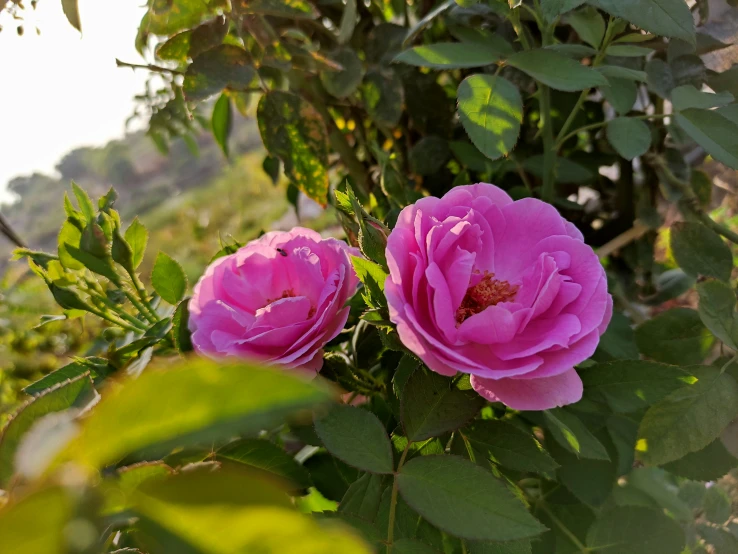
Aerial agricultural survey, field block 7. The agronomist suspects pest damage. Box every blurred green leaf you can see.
[696,280,738,350]
[184,45,256,102]
[0,373,94,485]
[588,0,695,44]
[675,108,738,169]
[671,85,734,111]
[543,408,610,460]
[124,218,148,271]
[217,438,311,491]
[55,359,334,470]
[321,48,364,99]
[0,487,72,554]
[394,43,501,69]
[233,0,319,19]
[564,6,605,48]
[362,68,403,126]
[671,222,732,282]
[211,92,232,158]
[587,506,685,554]
[662,438,738,481]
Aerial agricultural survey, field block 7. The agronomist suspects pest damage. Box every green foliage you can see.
[5,0,738,552]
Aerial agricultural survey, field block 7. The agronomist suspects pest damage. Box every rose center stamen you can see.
[455,271,519,324]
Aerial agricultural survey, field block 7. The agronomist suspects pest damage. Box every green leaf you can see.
[587,506,685,554]
[627,467,692,521]
[362,68,404,126]
[606,117,651,160]
[262,155,281,185]
[671,84,734,111]
[394,43,501,69]
[216,438,311,491]
[56,359,333,470]
[635,308,714,365]
[397,455,546,541]
[506,49,608,92]
[0,486,72,554]
[351,255,388,309]
[543,408,610,460]
[338,472,386,520]
[696,280,738,350]
[257,91,329,206]
[172,300,194,353]
[211,92,232,158]
[645,59,674,98]
[314,404,394,474]
[523,153,595,183]
[337,0,356,43]
[151,252,187,305]
[675,108,738,169]
[468,539,532,554]
[24,359,111,396]
[233,0,319,19]
[125,218,148,270]
[581,360,696,413]
[601,77,637,115]
[401,369,485,442]
[184,45,256,102]
[606,45,654,57]
[71,181,95,221]
[637,369,738,465]
[57,220,83,270]
[662,438,738,481]
[156,31,192,62]
[545,43,597,58]
[132,467,372,554]
[671,222,733,282]
[0,373,94,485]
[409,136,451,175]
[588,0,695,44]
[703,486,732,524]
[457,75,523,161]
[597,65,648,82]
[61,0,81,32]
[462,420,558,474]
[112,227,135,274]
[320,48,364,99]
[698,523,738,553]
[548,433,616,506]
[564,6,605,48]
[541,0,586,20]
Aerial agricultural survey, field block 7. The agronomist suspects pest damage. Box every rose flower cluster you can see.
[189,184,612,410]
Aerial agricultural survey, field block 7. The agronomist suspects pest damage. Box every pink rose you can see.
[385,184,612,410]
[189,228,360,372]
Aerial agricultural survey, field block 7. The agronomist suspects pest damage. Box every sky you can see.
[0,0,149,203]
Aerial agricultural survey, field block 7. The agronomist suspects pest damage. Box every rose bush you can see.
[189,228,359,371]
[386,183,612,409]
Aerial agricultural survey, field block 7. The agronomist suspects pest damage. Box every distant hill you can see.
[0,116,262,270]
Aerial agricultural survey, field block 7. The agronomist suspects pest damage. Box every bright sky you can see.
[0,0,149,203]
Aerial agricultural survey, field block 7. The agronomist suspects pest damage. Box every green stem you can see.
[387,442,411,553]
[540,85,556,202]
[127,272,160,322]
[555,18,617,147]
[84,284,149,331]
[86,304,145,334]
[509,7,532,50]
[720,353,738,375]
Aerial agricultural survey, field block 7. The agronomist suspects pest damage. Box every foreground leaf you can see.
[457,75,523,161]
[315,404,394,474]
[0,487,72,554]
[0,374,94,485]
[697,280,738,350]
[637,369,738,465]
[257,91,329,205]
[397,455,546,541]
[55,359,333,470]
[132,467,371,554]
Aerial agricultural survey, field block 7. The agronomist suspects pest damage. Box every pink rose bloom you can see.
[189,228,360,372]
[385,184,612,410]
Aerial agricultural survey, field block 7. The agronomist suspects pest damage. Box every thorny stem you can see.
[387,442,411,553]
[127,271,161,322]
